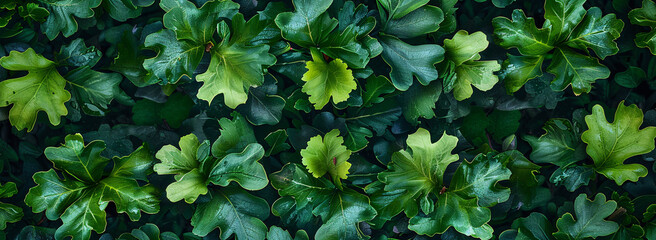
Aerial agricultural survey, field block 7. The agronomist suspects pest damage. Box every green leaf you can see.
[450,154,512,208]
[240,77,286,126]
[444,30,500,101]
[17,3,49,23]
[66,67,128,116]
[159,92,194,128]
[400,81,441,125]
[143,29,205,84]
[492,9,554,56]
[267,226,309,240]
[313,188,377,240]
[270,163,333,210]
[511,213,555,240]
[196,17,276,108]
[348,98,402,135]
[452,60,501,101]
[264,129,291,157]
[553,193,620,240]
[44,134,109,184]
[162,0,238,43]
[487,110,521,143]
[524,119,586,168]
[628,0,656,54]
[566,8,623,60]
[361,75,395,107]
[26,135,160,240]
[0,182,22,230]
[500,54,544,93]
[549,165,594,192]
[274,0,335,47]
[0,48,71,131]
[377,0,429,19]
[615,66,647,88]
[208,143,268,190]
[378,128,458,210]
[497,151,551,210]
[56,38,102,68]
[117,224,179,240]
[301,49,356,110]
[300,129,352,188]
[547,47,610,95]
[544,0,587,43]
[103,0,155,22]
[110,31,158,87]
[154,134,206,203]
[408,193,493,239]
[211,112,257,159]
[40,0,102,40]
[581,102,656,185]
[379,35,444,91]
[384,6,444,39]
[191,188,269,239]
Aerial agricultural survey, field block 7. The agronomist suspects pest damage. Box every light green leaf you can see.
[300,49,356,110]
[553,193,619,240]
[154,134,207,203]
[547,47,610,95]
[452,60,501,101]
[196,18,276,108]
[566,8,623,60]
[379,35,444,91]
[378,128,458,208]
[40,0,102,40]
[544,0,587,43]
[0,48,70,131]
[492,9,554,56]
[444,30,488,66]
[581,102,656,185]
[191,188,269,239]
[300,129,352,188]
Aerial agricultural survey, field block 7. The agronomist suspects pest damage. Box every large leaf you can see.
[0,48,70,131]
[274,0,335,47]
[500,54,545,94]
[581,102,656,185]
[40,0,102,40]
[450,154,512,208]
[408,193,493,239]
[25,135,160,240]
[300,49,356,110]
[400,81,441,125]
[65,66,128,116]
[162,0,238,43]
[553,193,619,239]
[313,188,377,240]
[300,129,352,188]
[524,119,586,167]
[208,143,268,190]
[143,29,205,84]
[379,35,444,91]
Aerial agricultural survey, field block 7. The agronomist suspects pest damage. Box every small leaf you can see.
[379,35,444,90]
[547,47,610,95]
[492,9,554,56]
[566,8,623,60]
[553,193,619,239]
[300,129,352,188]
[628,0,656,54]
[301,49,356,110]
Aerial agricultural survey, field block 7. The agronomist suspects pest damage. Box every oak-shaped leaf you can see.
[629,0,656,54]
[40,0,101,40]
[442,30,500,101]
[581,101,656,185]
[300,49,356,110]
[300,129,352,189]
[25,134,160,240]
[0,48,71,131]
[0,182,22,230]
[553,193,619,239]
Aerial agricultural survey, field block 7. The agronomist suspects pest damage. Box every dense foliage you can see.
[1,0,656,239]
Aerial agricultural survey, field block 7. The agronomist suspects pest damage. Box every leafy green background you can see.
[1,0,656,239]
